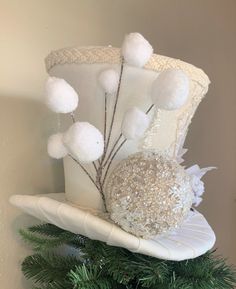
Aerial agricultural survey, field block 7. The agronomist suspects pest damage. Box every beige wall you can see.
[0,0,235,288]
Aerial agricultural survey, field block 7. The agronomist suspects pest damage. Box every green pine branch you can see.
[28,223,87,245]
[22,253,80,285]
[33,280,72,289]
[19,225,86,251]
[20,223,236,289]
[28,223,68,237]
[68,264,113,289]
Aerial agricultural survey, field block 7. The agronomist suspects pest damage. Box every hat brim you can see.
[10,193,215,261]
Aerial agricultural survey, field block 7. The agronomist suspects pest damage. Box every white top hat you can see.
[10,36,215,261]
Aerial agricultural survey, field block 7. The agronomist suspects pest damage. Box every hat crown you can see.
[46,46,210,211]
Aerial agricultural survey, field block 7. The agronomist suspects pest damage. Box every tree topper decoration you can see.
[45,32,214,238]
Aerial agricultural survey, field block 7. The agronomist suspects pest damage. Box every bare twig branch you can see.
[69,154,108,212]
[146,104,154,114]
[92,162,98,173]
[104,93,108,148]
[93,60,125,210]
[102,138,127,186]
[103,133,122,168]
[103,103,155,169]
[102,103,155,185]
[70,112,76,123]
[105,60,124,157]
[69,154,99,190]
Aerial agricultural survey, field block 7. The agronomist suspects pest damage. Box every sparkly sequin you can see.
[105,151,193,239]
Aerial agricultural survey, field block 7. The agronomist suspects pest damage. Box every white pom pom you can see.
[47,133,68,159]
[98,69,119,94]
[63,122,104,163]
[151,69,190,110]
[45,77,79,113]
[121,33,153,67]
[121,107,150,140]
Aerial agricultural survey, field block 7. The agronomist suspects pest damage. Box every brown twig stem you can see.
[70,112,76,123]
[103,103,155,171]
[92,162,98,173]
[103,93,108,148]
[102,138,127,186]
[105,60,124,157]
[146,104,154,114]
[69,154,108,211]
[69,154,99,190]
[103,133,122,168]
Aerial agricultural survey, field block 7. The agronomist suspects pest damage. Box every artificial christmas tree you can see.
[20,223,236,289]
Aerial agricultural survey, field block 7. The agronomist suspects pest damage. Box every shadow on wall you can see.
[0,95,64,289]
[0,96,64,195]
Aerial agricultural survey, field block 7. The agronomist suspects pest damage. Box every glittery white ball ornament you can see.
[105,151,193,238]
[63,122,104,163]
[151,69,189,110]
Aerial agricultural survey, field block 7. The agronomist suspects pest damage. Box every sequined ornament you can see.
[105,151,193,239]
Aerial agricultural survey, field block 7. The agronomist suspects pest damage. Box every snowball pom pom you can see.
[45,77,79,113]
[47,133,68,159]
[121,107,150,140]
[63,122,104,163]
[121,33,153,67]
[98,69,119,94]
[151,69,190,110]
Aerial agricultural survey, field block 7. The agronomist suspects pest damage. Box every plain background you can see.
[0,0,235,288]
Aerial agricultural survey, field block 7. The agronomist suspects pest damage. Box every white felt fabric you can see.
[10,193,216,261]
